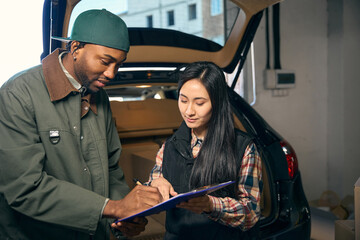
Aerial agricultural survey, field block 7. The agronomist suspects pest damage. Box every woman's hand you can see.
[150,177,178,201]
[176,195,213,214]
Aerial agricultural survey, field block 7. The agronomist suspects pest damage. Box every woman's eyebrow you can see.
[180,94,207,101]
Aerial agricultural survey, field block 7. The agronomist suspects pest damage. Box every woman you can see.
[148,61,262,239]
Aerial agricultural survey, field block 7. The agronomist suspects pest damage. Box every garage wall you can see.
[250,0,360,201]
[339,0,360,197]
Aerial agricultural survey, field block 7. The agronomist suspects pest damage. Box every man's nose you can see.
[104,65,117,80]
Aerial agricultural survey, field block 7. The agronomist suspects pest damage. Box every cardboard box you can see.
[332,205,349,220]
[335,220,355,240]
[309,189,349,220]
[355,177,360,240]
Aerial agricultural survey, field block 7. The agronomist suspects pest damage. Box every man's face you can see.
[73,43,127,94]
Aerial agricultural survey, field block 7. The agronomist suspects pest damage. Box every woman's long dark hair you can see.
[177,61,237,193]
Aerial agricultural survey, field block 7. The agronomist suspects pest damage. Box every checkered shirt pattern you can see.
[147,130,262,230]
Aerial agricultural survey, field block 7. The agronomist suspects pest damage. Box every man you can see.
[0,9,162,240]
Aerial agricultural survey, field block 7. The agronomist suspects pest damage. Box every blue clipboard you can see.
[115,180,235,223]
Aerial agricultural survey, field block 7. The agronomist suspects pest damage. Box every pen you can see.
[133,178,143,186]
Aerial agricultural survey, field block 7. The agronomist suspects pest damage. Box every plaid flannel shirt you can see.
[148,130,262,230]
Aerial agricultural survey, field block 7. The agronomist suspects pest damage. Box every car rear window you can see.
[68,0,240,48]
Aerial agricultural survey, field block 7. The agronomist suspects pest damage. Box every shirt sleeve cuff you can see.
[207,196,223,220]
[100,198,110,220]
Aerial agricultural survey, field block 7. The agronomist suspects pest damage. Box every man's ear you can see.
[71,41,83,54]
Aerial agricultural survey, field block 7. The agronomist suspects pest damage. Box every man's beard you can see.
[74,62,96,95]
[79,76,94,95]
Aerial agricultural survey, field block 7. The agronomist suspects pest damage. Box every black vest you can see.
[162,122,258,240]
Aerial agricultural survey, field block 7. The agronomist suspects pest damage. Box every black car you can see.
[42,0,311,239]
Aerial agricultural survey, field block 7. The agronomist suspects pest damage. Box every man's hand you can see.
[111,217,148,238]
[150,177,178,200]
[176,195,213,214]
[103,185,162,220]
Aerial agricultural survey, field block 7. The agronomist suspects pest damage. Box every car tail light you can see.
[280,140,298,179]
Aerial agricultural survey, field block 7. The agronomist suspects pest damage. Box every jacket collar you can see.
[42,49,97,114]
[42,49,77,101]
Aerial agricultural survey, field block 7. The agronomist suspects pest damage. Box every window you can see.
[1,1,43,86]
[167,10,175,26]
[146,15,153,28]
[212,35,224,46]
[69,0,241,47]
[188,4,196,20]
[211,0,222,16]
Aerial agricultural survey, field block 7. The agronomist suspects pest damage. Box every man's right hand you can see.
[103,185,162,220]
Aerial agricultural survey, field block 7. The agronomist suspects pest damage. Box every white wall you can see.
[251,0,360,201]
[330,0,360,198]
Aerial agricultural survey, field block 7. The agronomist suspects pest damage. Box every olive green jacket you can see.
[0,50,129,239]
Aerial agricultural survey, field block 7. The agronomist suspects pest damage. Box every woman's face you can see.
[178,79,212,138]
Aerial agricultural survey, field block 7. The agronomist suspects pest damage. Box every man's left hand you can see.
[111,217,148,237]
